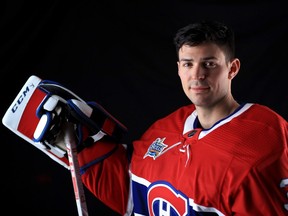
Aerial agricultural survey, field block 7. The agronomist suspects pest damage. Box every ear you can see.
[177,61,180,76]
[228,58,240,79]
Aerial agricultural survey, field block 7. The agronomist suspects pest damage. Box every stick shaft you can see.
[64,122,89,216]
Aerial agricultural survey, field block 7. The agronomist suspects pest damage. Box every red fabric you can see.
[80,143,130,215]
[80,103,288,215]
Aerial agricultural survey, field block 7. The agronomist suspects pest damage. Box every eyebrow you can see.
[179,58,193,62]
[179,56,217,62]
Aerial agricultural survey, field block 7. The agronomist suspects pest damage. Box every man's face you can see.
[177,43,235,109]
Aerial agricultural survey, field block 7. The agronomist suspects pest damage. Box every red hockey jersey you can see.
[82,103,288,216]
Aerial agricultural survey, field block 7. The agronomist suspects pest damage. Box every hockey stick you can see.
[64,122,89,216]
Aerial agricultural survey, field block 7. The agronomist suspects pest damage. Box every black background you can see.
[1,1,287,215]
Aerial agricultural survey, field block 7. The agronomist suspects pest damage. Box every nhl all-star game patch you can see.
[143,137,168,160]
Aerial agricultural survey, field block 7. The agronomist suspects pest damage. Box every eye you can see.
[182,62,193,68]
[203,61,216,68]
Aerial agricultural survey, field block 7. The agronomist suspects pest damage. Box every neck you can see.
[196,100,240,129]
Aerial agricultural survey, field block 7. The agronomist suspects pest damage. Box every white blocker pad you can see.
[2,75,84,169]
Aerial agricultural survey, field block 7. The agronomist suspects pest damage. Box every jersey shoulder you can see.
[137,104,195,141]
[151,104,195,131]
[245,103,287,124]
[230,103,287,162]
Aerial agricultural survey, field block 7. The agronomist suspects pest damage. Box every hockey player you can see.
[3,20,288,215]
[76,20,288,215]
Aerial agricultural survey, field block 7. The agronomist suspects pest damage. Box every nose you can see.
[191,65,206,80]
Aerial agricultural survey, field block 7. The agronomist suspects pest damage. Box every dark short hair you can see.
[174,20,235,62]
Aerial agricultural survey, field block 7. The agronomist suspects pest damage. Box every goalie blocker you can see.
[2,75,128,170]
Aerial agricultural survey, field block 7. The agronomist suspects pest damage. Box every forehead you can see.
[178,43,225,60]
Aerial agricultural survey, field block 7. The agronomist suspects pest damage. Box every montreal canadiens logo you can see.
[147,181,189,216]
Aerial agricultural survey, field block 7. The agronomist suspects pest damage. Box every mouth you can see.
[189,85,210,93]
